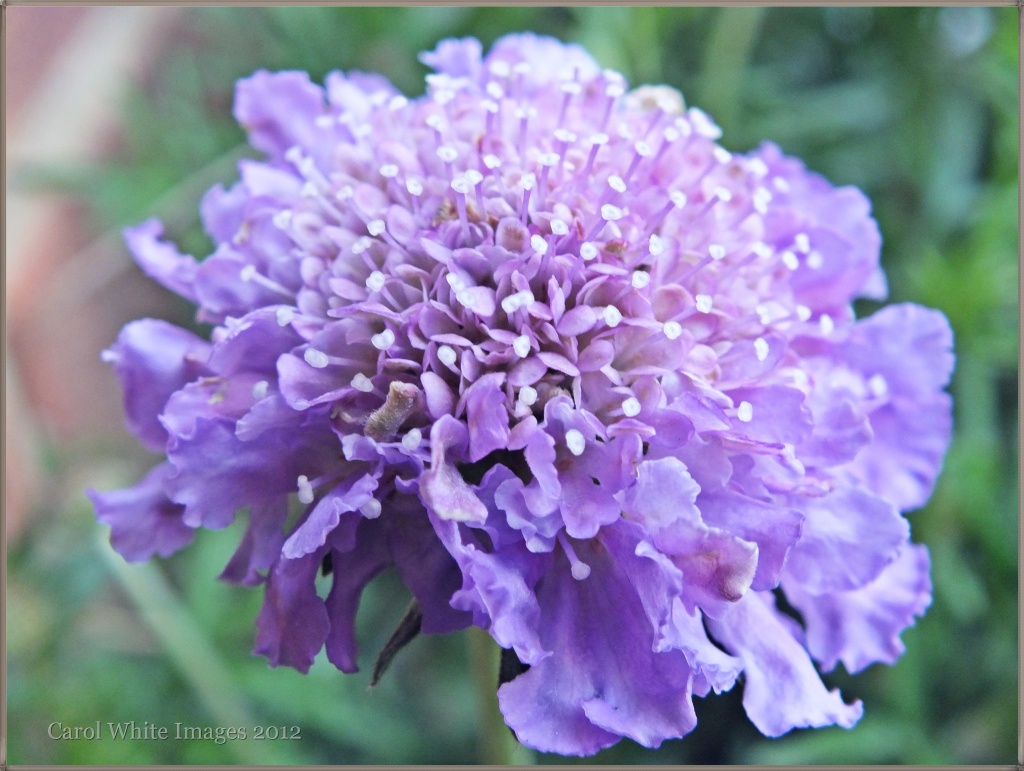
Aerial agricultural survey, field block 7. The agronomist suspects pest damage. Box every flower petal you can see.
[706,591,863,737]
[88,462,194,562]
[784,543,931,674]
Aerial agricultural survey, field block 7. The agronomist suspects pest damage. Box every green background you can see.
[8,6,1018,764]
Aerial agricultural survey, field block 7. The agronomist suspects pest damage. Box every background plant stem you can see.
[467,626,535,765]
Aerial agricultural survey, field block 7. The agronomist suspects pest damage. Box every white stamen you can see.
[336,185,354,201]
[360,499,382,519]
[486,81,504,99]
[371,329,396,350]
[483,154,502,170]
[304,348,329,369]
[782,250,800,270]
[272,210,292,229]
[561,81,582,95]
[737,401,754,422]
[351,237,373,255]
[773,176,791,193]
[807,250,824,269]
[437,345,458,367]
[604,305,623,327]
[351,373,374,392]
[631,270,651,289]
[819,313,835,335]
[518,386,538,406]
[379,164,399,178]
[713,146,733,164]
[554,128,577,143]
[580,242,598,261]
[753,187,773,213]
[754,337,770,362]
[489,61,510,77]
[709,244,726,261]
[748,158,769,177]
[300,182,318,198]
[752,241,773,259]
[663,320,683,340]
[251,380,269,400]
[464,169,484,186]
[714,186,733,203]
[669,191,688,208]
[608,175,627,193]
[531,234,549,254]
[366,271,387,292]
[521,173,536,190]
[388,95,408,111]
[648,234,665,256]
[565,429,586,456]
[539,152,560,167]
[796,305,812,322]
[868,374,889,397]
[451,175,471,195]
[456,290,477,309]
[551,218,569,236]
[513,335,531,358]
[501,290,534,313]
[695,294,713,313]
[571,562,591,581]
[402,428,423,451]
[621,396,642,417]
[406,178,423,196]
[794,233,811,253]
[367,219,386,236]
[601,204,624,221]
[436,146,458,163]
[635,140,653,157]
[276,307,295,326]
[297,475,314,505]
[239,265,258,282]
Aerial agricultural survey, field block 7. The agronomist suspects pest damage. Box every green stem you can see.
[97,534,303,765]
[467,627,534,765]
[698,7,767,138]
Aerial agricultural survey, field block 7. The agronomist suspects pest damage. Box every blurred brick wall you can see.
[6,7,184,537]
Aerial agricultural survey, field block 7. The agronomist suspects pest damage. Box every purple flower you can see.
[90,33,954,756]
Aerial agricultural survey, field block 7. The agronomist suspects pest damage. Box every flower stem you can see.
[467,626,535,765]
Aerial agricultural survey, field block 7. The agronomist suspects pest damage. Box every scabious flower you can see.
[89,33,954,756]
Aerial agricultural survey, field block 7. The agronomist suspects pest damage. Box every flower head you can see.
[90,33,954,756]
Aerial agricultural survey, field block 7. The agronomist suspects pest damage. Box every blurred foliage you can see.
[8,6,1017,765]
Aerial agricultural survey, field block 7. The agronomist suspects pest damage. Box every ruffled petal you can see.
[784,543,931,674]
[220,497,289,585]
[253,547,330,673]
[234,70,326,161]
[124,219,200,304]
[706,591,863,737]
[498,520,698,756]
[784,486,909,593]
[698,489,803,591]
[282,473,378,558]
[88,462,195,562]
[165,414,338,529]
[420,415,488,523]
[102,319,211,451]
